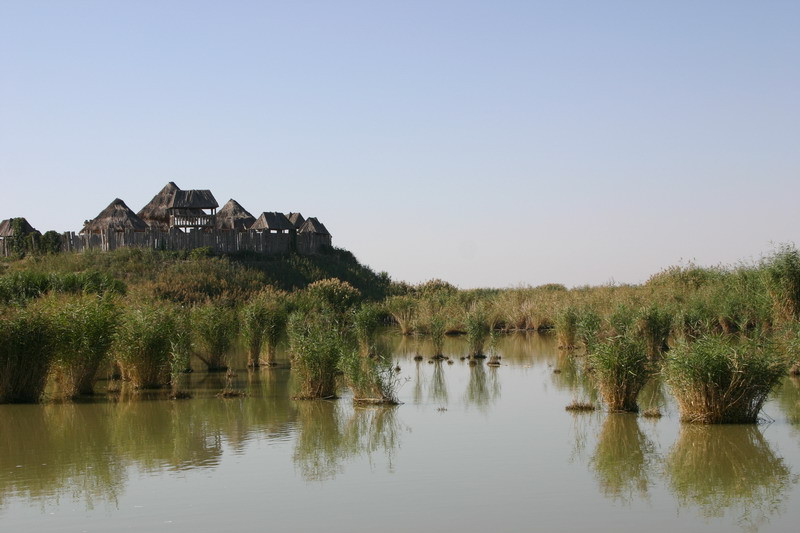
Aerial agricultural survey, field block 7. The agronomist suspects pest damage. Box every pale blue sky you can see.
[1,1,798,287]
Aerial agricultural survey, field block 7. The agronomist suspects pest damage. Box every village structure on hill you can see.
[0,182,332,256]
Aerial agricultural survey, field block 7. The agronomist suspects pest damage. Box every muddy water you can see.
[1,333,799,532]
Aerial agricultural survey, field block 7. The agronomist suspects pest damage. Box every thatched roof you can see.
[138,182,208,230]
[168,190,218,210]
[215,199,256,231]
[0,217,37,238]
[286,212,305,229]
[81,198,149,234]
[250,212,294,232]
[299,217,331,236]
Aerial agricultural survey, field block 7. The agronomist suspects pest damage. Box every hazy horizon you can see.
[2,1,798,288]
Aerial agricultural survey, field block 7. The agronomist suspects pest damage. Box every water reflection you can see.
[774,376,800,427]
[551,353,598,403]
[0,404,127,510]
[590,415,658,504]
[429,361,448,404]
[293,402,405,481]
[666,425,797,529]
[464,363,501,410]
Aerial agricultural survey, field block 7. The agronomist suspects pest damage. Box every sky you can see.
[1,1,798,288]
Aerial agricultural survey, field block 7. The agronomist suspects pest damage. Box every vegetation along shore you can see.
[1,243,799,424]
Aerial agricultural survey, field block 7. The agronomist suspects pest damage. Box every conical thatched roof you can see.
[215,199,256,231]
[299,217,331,236]
[286,212,305,229]
[250,212,294,232]
[0,217,37,238]
[169,190,218,210]
[82,199,149,234]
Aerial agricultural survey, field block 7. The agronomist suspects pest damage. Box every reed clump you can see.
[664,335,787,423]
[589,334,654,412]
[352,302,383,356]
[339,340,400,405]
[49,294,118,397]
[191,303,238,371]
[242,293,288,367]
[555,306,579,349]
[465,307,491,358]
[428,315,447,358]
[288,312,346,399]
[385,295,416,335]
[0,305,55,403]
[114,303,188,389]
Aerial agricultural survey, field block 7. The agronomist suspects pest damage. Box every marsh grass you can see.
[0,305,55,403]
[763,245,800,323]
[565,400,597,412]
[242,295,288,367]
[589,334,654,412]
[288,312,347,399]
[665,335,787,423]
[192,304,238,371]
[385,295,416,335]
[339,339,400,405]
[114,303,187,389]
[555,306,579,349]
[352,303,382,356]
[49,294,118,398]
[636,304,673,359]
[428,316,447,357]
[465,307,491,358]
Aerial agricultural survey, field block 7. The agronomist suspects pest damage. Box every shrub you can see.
[664,335,787,423]
[303,278,361,313]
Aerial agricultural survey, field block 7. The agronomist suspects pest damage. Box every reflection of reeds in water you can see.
[429,361,448,404]
[666,425,796,526]
[464,363,501,410]
[0,404,127,509]
[774,376,800,427]
[590,415,656,504]
[292,401,405,481]
[552,352,599,405]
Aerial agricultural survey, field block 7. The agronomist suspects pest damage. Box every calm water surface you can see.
[2,333,800,532]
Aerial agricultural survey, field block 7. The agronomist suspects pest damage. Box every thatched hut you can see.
[298,217,331,236]
[251,212,294,233]
[286,212,305,229]
[0,217,37,239]
[168,190,219,230]
[137,182,205,231]
[81,199,149,234]
[215,199,256,231]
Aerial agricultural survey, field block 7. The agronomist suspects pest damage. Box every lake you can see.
[1,332,799,532]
